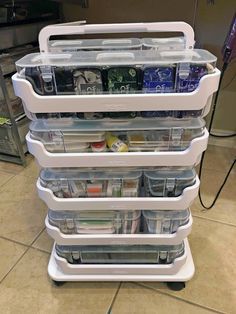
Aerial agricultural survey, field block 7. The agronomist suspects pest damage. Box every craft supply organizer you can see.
[13,21,220,290]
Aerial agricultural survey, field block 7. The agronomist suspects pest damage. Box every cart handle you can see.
[39,21,195,53]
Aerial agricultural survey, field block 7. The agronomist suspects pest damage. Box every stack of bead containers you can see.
[12,21,220,290]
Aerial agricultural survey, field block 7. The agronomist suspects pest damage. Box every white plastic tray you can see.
[37,177,199,211]
[12,70,220,119]
[48,238,194,281]
[45,214,192,245]
[26,129,208,168]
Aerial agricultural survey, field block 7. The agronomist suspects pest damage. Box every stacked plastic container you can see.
[12,22,220,290]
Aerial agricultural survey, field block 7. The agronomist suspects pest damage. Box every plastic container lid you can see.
[142,37,185,49]
[142,209,190,220]
[48,209,141,222]
[49,38,142,51]
[30,117,206,132]
[144,168,196,180]
[16,49,217,68]
[55,242,184,254]
[40,167,142,181]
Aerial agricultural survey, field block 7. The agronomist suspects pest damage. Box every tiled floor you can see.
[0,145,235,314]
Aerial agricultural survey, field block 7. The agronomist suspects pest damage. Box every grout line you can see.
[30,246,51,255]
[192,214,236,228]
[0,227,48,284]
[134,282,226,314]
[29,227,46,246]
[0,246,31,284]
[0,173,18,190]
[107,282,122,314]
[0,235,30,249]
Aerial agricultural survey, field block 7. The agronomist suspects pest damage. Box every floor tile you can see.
[112,282,214,314]
[0,248,119,314]
[0,175,47,245]
[0,160,23,175]
[192,169,236,225]
[32,229,54,253]
[18,155,40,179]
[0,171,15,188]
[202,145,236,173]
[0,237,27,281]
[142,217,236,313]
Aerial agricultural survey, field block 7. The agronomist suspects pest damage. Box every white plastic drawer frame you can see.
[12,71,220,118]
[37,176,200,211]
[48,239,194,281]
[26,128,208,168]
[45,214,193,246]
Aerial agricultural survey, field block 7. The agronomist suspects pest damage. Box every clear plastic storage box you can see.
[40,168,142,198]
[144,167,196,197]
[143,209,190,234]
[30,118,205,153]
[16,49,216,95]
[49,38,142,52]
[55,242,185,264]
[48,210,141,234]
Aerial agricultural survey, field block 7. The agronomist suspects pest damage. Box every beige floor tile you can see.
[192,169,236,225]
[0,171,15,188]
[0,160,23,175]
[112,282,214,314]
[0,154,40,178]
[202,145,236,173]
[32,229,54,253]
[0,175,47,245]
[142,217,236,313]
[0,248,119,314]
[18,155,40,179]
[0,237,27,281]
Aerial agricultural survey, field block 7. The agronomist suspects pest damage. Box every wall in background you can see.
[62,0,236,133]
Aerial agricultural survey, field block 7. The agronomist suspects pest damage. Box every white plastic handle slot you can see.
[39,21,195,52]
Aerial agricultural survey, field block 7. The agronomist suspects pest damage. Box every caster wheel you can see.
[167,282,185,291]
[53,280,65,287]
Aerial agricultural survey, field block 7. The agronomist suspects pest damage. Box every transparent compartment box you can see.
[15,49,217,95]
[48,210,141,234]
[143,209,190,234]
[142,37,185,51]
[144,167,196,197]
[29,118,205,153]
[49,38,142,52]
[40,168,142,198]
[55,242,185,264]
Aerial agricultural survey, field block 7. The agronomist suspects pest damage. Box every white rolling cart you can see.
[13,21,220,291]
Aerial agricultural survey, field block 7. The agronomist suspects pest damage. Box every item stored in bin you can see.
[55,242,185,264]
[91,140,107,152]
[107,67,139,93]
[142,66,176,93]
[106,132,128,152]
[143,209,190,234]
[176,63,213,93]
[73,68,103,94]
[144,168,196,197]
[40,168,141,198]
[48,210,141,234]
